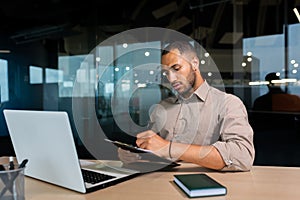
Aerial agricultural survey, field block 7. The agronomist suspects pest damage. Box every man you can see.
[253,72,300,112]
[119,41,255,171]
[253,72,285,111]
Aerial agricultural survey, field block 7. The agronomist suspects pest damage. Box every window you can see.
[29,66,43,84]
[46,68,63,83]
[0,59,9,103]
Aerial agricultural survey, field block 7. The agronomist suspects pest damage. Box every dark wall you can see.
[249,111,300,167]
[0,37,56,136]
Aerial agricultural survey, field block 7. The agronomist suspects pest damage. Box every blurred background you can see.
[0,0,300,166]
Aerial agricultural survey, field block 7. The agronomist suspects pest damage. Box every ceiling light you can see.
[190,26,213,41]
[219,32,243,44]
[167,16,191,30]
[282,78,297,83]
[249,81,269,86]
[293,8,300,23]
[10,25,66,44]
[152,1,177,19]
[0,50,11,53]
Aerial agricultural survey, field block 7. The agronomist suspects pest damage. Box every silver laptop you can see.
[3,109,141,193]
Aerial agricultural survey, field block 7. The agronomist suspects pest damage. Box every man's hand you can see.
[136,130,170,157]
[117,148,141,164]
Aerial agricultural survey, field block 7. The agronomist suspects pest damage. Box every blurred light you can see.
[291,59,296,64]
[134,80,139,84]
[137,83,146,87]
[271,80,286,84]
[242,62,247,67]
[294,63,299,68]
[249,81,269,85]
[200,60,205,64]
[293,8,300,23]
[0,50,11,53]
[125,66,130,70]
[149,70,154,75]
[247,51,252,56]
[96,57,101,62]
[282,78,297,83]
[115,67,119,72]
[145,51,150,56]
[207,72,212,77]
[123,43,128,48]
[269,78,297,84]
[276,72,281,76]
[204,52,209,57]
[63,81,73,87]
[247,57,252,62]
[292,69,297,74]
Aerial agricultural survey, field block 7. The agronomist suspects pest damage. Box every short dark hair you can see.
[162,41,197,57]
[265,72,280,86]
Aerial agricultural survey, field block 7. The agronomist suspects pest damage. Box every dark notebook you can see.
[173,173,227,198]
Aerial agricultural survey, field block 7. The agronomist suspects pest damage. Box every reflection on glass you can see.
[29,66,43,84]
[244,23,300,109]
[46,68,63,83]
[0,59,9,103]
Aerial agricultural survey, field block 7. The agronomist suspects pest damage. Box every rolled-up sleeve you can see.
[212,95,255,171]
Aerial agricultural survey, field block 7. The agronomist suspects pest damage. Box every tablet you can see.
[104,138,180,168]
[104,138,152,153]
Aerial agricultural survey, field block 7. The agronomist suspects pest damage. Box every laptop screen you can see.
[3,109,141,193]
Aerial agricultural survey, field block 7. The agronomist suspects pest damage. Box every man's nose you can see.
[166,70,177,82]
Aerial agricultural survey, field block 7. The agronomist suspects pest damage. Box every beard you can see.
[176,68,196,98]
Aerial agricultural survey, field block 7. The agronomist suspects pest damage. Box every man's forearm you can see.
[170,142,226,170]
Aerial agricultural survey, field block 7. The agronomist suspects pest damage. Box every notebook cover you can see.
[173,173,227,198]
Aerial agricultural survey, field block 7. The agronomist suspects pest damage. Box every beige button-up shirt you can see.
[150,81,255,171]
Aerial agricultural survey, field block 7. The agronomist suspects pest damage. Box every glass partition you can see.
[0,0,299,165]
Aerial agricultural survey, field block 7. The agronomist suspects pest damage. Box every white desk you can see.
[2,157,300,200]
[24,163,300,200]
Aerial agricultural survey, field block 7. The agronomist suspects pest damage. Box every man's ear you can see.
[191,57,199,71]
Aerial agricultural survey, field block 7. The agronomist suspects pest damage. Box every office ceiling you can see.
[0,0,299,48]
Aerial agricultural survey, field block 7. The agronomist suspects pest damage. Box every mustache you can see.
[171,81,191,87]
[171,81,181,87]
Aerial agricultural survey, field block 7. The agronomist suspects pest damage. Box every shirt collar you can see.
[193,80,210,102]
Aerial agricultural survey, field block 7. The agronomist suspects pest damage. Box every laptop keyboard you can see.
[81,169,116,184]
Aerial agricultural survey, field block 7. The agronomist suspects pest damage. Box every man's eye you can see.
[174,65,181,71]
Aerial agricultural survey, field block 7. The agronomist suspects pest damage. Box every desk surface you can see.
[2,157,300,200]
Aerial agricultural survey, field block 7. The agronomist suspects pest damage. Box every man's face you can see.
[161,49,196,97]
